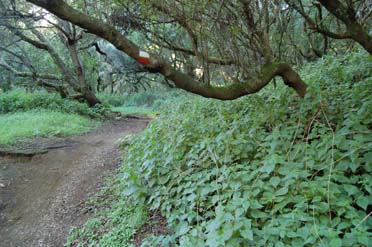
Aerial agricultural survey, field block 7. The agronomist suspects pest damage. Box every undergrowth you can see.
[0,90,105,118]
[67,170,148,247]
[112,106,158,117]
[68,50,372,247]
[119,90,183,108]
[97,93,127,107]
[98,90,183,117]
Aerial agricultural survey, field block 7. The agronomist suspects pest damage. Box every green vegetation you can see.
[0,90,105,118]
[2,1,370,246]
[103,90,183,117]
[0,110,98,145]
[0,90,101,145]
[67,50,372,246]
[117,90,183,108]
[66,177,148,247]
[112,106,158,117]
[97,93,127,107]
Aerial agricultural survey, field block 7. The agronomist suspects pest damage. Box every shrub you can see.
[121,90,184,108]
[69,50,372,246]
[123,50,372,246]
[97,93,126,107]
[0,90,105,118]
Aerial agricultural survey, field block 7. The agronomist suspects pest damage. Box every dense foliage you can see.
[104,90,184,116]
[68,51,372,246]
[0,90,105,118]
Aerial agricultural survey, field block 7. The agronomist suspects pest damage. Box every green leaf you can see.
[275,242,285,247]
[291,238,304,247]
[222,223,233,240]
[177,221,189,236]
[276,187,288,196]
[122,186,136,196]
[343,184,359,196]
[235,207,245,217]
[269,177,281,187]
[240,229,253,240]
[356,196,370,210]
[337,221,350,231]
[250,210,267,218]
[357,234,369,246]
[261,159,276,174]
[329,238,342,247]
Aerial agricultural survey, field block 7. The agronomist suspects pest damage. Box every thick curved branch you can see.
[26,0,307,99]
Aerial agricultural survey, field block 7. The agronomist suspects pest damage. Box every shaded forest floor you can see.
[0,118,150,247]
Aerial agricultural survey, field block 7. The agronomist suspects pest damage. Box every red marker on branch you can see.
[137,50,151,65]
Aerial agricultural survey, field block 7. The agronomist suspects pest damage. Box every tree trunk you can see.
[83,90,101,107]
[67,42,101,106]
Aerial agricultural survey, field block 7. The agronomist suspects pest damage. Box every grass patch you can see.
[112,106,158,117]
[0,110,99,145]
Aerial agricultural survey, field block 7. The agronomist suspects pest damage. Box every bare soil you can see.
[0,118,150,247]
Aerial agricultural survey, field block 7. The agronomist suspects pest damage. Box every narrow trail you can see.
[0,118,150,247]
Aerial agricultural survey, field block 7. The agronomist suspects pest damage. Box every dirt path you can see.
[0,118,149,247]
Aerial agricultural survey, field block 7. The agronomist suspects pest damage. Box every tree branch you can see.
[26,0,307,99]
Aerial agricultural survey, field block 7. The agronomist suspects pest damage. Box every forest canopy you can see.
[0,0,371,105]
